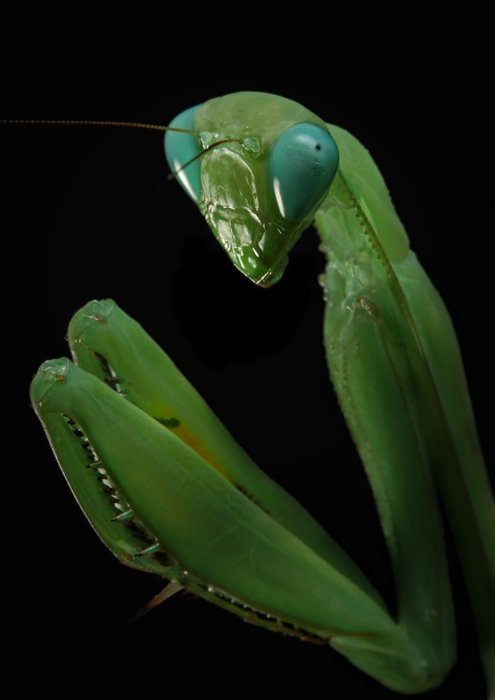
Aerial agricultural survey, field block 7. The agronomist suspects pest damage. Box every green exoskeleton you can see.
[27,93,494,695]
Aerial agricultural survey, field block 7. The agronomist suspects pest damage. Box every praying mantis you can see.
[6,92,493,695]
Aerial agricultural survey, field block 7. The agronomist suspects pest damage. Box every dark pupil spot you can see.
[315,144,321,151]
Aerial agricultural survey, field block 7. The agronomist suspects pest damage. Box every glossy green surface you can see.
[29,305,448,692]
[31,92,494,695]
[31,351,399,646]
[317,123,494,692]
[67,299,374,593]
[193,92,337,286]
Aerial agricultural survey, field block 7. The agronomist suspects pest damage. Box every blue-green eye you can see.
[268,123,339,221]
[164,104,202,203]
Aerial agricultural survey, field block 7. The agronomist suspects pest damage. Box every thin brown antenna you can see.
[0,118,199,135]
[1,118,242,182]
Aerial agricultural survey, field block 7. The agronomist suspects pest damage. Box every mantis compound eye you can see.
[269,123,339,221]
[164,104,203,203]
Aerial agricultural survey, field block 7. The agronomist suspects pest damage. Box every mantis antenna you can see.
[0,118,242,180]
[0,117,194,133]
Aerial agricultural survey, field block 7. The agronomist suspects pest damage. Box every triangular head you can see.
[165,92,339,286]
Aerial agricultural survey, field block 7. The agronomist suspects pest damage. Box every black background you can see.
[2,24,492,698]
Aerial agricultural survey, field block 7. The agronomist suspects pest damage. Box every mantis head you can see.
[165,92,339,287]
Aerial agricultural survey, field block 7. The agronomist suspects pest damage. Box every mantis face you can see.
[165,92,339,286]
